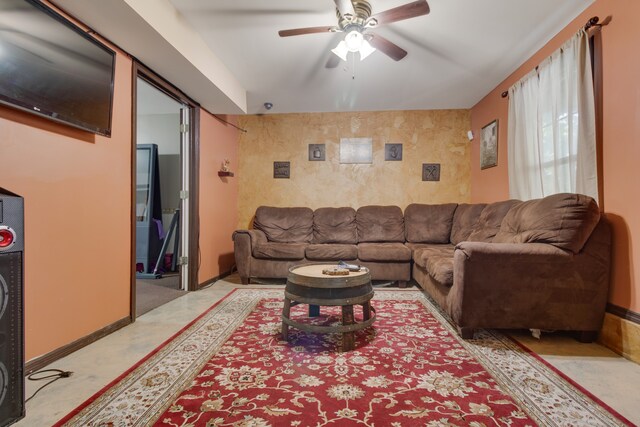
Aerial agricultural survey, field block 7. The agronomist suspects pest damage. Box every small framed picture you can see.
[308,144,325,161]
[273,161,290,179]
[384,144,403,161]
[422,163,440,181]
[480,120,498,169]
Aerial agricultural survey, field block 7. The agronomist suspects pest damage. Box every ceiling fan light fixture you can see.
[278,0,430,65]
[344,30,364,52]
[331,40,349,61]
[332,33,376,62]
[359,40,376,60]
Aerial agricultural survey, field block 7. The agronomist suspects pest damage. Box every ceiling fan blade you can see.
[326,54,341,69]
[279,26,339,37]
[366,0,430,27]
[368,34,407,61]
[334,0,355,17]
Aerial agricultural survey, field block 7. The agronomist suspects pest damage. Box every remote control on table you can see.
[338,261,361,272]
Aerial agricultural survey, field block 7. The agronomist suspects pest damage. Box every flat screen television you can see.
[0,0,115,136]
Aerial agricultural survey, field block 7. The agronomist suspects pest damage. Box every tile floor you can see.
[15,274,640,426]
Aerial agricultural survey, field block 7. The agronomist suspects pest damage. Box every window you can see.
[507,29,598,203]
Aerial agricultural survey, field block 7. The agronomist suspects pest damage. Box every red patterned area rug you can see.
[55,289,632,427]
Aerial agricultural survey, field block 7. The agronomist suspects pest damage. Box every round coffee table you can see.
[281,264,376,351]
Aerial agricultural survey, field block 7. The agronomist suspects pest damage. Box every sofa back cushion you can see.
[253,206,313,243]
[493,193,600,253]
[404,203,458,243]
[450,204,487,244]
[467,199,521,242]
[313,207,357,243]
[356,205,404,243]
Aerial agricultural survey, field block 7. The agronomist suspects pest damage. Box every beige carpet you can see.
[136,275,186,316]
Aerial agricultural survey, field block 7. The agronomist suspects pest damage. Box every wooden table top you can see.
[289,264,369,279]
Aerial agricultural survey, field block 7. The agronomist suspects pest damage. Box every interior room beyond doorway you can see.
[135,77,187,316]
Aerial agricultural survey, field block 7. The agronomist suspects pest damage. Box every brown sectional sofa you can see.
[233,193,611,341]
[233,205,412,285]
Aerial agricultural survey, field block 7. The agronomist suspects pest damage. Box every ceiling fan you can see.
[278,0,430,67]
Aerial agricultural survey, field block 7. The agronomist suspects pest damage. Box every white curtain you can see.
[507,29,598,203]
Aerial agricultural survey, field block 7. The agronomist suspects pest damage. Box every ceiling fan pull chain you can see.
[352,52,356,79]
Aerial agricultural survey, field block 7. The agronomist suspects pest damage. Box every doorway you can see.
[132,63,200,318]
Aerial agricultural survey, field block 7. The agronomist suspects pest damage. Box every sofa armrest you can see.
[233,229,268,245]
[448,242,605,331]
[232,230,267,283]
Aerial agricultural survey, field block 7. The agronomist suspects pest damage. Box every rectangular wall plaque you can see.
[273,161,290,179]
[308,144,325,161]
[340,138,373,164]
[422,163,441,181]
[384,143,403,161]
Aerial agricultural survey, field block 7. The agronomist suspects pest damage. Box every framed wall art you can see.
[340,138,373,164]
[384,144,403,161]
[480,120,498,169]
[273,161,290,179]
[422,163,441,181]
[308,144,325,161]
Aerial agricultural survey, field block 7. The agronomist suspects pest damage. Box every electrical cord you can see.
[25,369,73,403]
[212,114,247,133]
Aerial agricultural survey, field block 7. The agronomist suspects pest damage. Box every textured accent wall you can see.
[237,110,471,228]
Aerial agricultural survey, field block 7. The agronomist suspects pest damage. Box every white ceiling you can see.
[54,0,594,115]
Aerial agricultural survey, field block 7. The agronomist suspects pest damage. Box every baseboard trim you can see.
[599,311,640,364]
[25,316,132,375]
[198,269,234,289]
[606,303,640,324]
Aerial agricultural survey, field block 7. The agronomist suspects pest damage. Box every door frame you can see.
[130,61,201,320]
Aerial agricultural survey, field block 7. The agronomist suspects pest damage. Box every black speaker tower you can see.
[0,188,24,426]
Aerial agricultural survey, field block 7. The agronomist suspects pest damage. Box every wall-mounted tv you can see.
[0,0,115,136]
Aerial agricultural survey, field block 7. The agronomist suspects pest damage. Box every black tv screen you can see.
[0,0,115,136]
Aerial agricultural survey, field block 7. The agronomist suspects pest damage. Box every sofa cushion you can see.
[306,244,358,261]
[412,245,455,268]
[467,200,521,242]
[405,242,455,252]
[356,206,405,243]
[406,243,455,286]
[252,242,306,260]
[404,203,458,243]
[357,243,411,262]
[450,204,487,244]
[313,207,357,244]
[253,206,313,243]
[493,193,600,254]
[425,256,454,287]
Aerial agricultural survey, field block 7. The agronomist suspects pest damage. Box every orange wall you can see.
[198,113,239,283]
[0,2,242,362]
[0,40,133,358]
[470,0,640,312]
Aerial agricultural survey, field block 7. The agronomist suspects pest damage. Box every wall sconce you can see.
[218,159,234,177]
